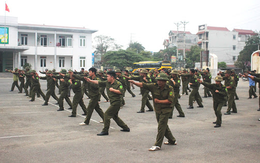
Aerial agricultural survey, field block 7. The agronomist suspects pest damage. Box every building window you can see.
[80,36,86,47]
[233,45,236,50]
[40,35,47,46]
[67,37,72,47]
[21,34,28,45]
[233,56,236,61]
[59,57,65,67]
[80,57,85,67]
[59,36,65,47]
[40,57,46,67]
[233,35,236,40]
[21,56,27,66]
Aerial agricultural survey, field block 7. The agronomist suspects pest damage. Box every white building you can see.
[197,24,257,66]
[167,30,198,50]
[0,16,97,72]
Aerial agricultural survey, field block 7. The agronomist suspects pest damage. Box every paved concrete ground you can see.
[0,78,260,163]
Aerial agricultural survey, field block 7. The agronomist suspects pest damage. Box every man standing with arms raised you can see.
[129,73,177,151]
[86,71,130,136]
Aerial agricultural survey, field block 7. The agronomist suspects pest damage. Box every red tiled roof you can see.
[197,41,202,44]
[233,29,257,35]
[170,30,192,34]
[207,26,229,31]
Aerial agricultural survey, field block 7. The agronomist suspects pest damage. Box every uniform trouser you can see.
[227,91,237,113]
[44,88,58,104]
[148,94,152,100]
[141,91,153,111]
[189,88,203,107]
[126,85,135,97]
[182,81,188,95]
[98,87,109,101]
[58,89,72,109]
[170,93,185,117]
[204,86,211,97]
[30,85,39,97]
[11,81,20,91]
[84,96,104,124]
[213,101,223,125]
[31,86,45,101]
[19,82,25,93]
[249,86,257,98]
[72,93,87,116]
[102,102,129,133]
[154,111,176,147]
[24,81,30,96]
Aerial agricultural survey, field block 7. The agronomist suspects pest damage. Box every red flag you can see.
[5,3,10,12]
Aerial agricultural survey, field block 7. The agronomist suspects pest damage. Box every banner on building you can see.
[0,27,9,44]
[171,56,176,63]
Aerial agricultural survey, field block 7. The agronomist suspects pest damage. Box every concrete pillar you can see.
[54,32,57,70]
[34,32,38,71]
[18,52,21,69]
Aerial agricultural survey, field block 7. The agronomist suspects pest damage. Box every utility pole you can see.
[181,21,189,66]
[174,22,181,68]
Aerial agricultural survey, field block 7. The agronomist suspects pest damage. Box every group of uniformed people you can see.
[6,66,260,151]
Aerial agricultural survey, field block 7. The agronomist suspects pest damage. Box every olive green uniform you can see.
[57,75,72,110]
[97,74,109,101]
[116,74,126,106]
[11,72,20,91]
[30,75,46,101]
[202,82,227,126]
[225,76,237,114]
[202,72,212,97]
[189,74,203,107]
[125,74,135,97]
[181,73,189,95]
[131,76,153,112]
[168,76,185,117]
[41,76,58,104]
[70,79,87,116]
[75,75,104,125]
[98,80,129,133]
[232,73,239,99]
[18,73,25,93]
[142,82,176,147]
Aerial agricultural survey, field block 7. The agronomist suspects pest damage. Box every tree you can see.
[103,50,144,69]
[185,45,201,68]
[235,35,260,70]
[127,42,145,53]
[218,62,227,69]
[139,51,153,60]
[152,47,177,61]
[93,35,122,63]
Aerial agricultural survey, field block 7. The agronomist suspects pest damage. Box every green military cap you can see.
[99,70,104,74]
[140,69,148,74]
[68,69,73,72]
[225,70,231,74]
[149,69,154,73]
[115,69,121,73]
[47,70,53,74]
[133,71,139,75]
[60,69,67,74]
[170,70,179,75]
[215,76,223,82]
[155,73,169,81]
[52,69,56,72]
[231,69,235,73]
[31,70,36,73]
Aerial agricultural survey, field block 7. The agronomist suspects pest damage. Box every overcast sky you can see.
[3,0,260,52]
